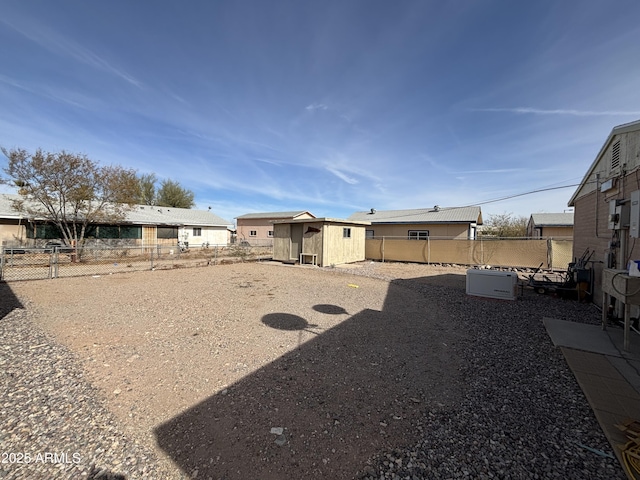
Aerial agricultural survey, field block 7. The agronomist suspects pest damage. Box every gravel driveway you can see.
[0,261,624,479]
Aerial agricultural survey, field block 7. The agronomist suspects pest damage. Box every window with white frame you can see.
[343,227,351,238]
[193,227,202,236]
[408,230,429,240]
[250,230,257,237]
[268,230,273,237]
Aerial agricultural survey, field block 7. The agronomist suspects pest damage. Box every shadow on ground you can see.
[0,281,24,320]
[155,276,468,479]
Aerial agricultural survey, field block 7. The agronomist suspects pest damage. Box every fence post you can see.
[547,238,552,270]
[150,245,155,270]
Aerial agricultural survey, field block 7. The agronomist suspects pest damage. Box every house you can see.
[272,218,370,267]
[526,212,574,238]
[235,211,315,246]
[347,206,482,239]
[568,118,640,306]
[0,193,233,248]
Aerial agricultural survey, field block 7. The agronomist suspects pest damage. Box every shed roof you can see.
[529,212,574,227]
[0,193,232,227]
[273,217,370,226]
[569,118,640,206]
[348,206,482,224]
[235,211,314,220]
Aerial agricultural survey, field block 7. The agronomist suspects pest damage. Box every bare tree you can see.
[481,212,528,238]
[1,148,139,249]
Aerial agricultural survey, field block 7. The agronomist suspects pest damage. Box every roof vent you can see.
[434,205,440,212]
[369,208,376,214]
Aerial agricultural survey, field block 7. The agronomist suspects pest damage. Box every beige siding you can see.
[272,223,291,261]
[367,223,471,238]
[322,224,366,266]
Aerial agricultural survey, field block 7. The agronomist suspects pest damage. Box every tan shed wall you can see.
[301,222,324,265]
[322,224,366,266]
[272,223,291,262]
[273,222,366,266]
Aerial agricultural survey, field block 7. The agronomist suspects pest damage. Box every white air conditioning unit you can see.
[466,269,517,301]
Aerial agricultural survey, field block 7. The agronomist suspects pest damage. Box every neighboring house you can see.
[568,118,640,306]
[272,218,370,267]
[348,206,482,239]
[0,193,232,248]
[526,213,574,238]
[235,211,315,246]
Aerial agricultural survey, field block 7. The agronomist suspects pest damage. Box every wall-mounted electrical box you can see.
[630,190,640,238]
[609,199,630,230]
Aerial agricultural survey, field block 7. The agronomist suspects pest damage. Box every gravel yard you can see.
[0,261,625,479]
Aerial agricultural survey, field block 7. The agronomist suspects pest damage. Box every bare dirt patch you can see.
[8,262,468,479]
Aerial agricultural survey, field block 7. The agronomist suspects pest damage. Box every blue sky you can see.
[2,0,640,224]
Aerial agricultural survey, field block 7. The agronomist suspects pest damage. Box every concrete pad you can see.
[543,318,622,357]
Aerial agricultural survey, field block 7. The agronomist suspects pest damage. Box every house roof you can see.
[568,118,640,206]
[0,193,232,227]
[529,212,574,227]
[348,206,482,225]
[235,211,315,220]
[273,217,370,226]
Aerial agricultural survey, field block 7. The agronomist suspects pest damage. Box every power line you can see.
[460,182,593,208]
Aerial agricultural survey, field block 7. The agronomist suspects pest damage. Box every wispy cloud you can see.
[474,107,640,117]
[326,167,359,184]
[1,17,142,88]
[305,103,328,112]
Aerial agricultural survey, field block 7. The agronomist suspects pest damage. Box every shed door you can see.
[290,224,303,260]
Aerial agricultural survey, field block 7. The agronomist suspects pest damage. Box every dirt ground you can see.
[8,261,472,479]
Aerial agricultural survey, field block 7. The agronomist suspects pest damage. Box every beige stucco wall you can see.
[0,222,27,246]
[366,223,472,239]
[179,226,229,246]
[237,218,275,244]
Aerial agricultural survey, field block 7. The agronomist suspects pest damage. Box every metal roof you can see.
[529,212,574,227]
[348,206,482,224]
[235,211,314,220]
[0,193,232,227]
[273,217,370,226]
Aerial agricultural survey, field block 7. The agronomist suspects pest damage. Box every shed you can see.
[272,218,370,267]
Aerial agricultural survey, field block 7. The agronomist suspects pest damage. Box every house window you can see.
[193,227,202,237]
[268,230,273,237]
[365,230,374,238]
[408,230,429,240]
[343,228,351,238]
[250,230,257,237]
[158,227,178,239]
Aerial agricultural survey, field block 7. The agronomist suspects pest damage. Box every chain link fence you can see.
[0,244,272,281]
